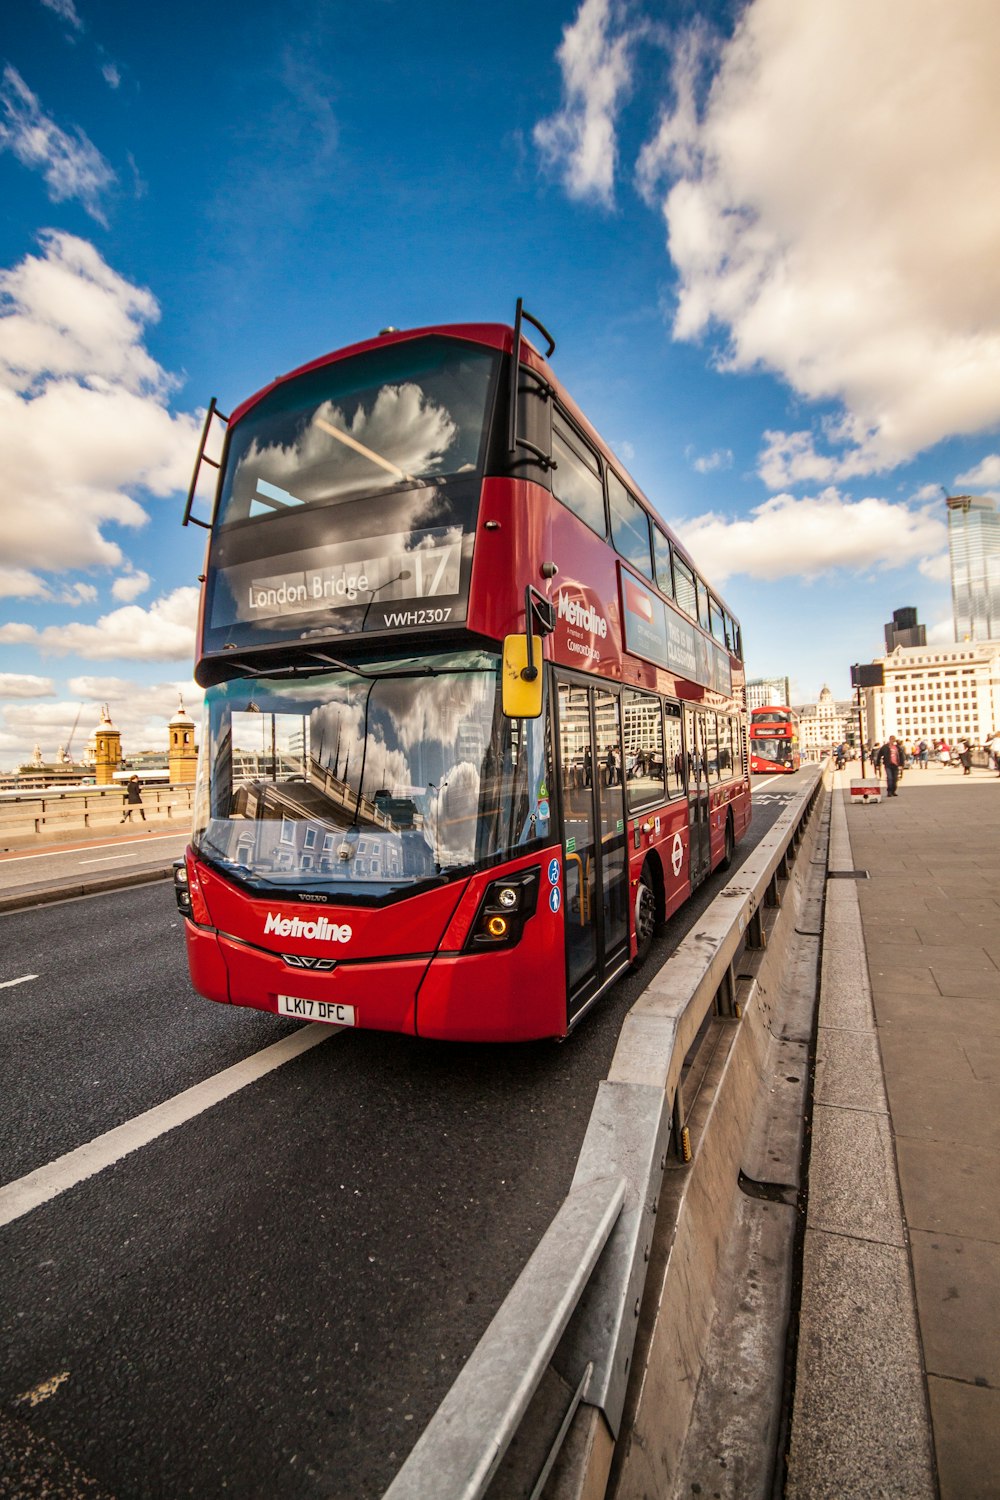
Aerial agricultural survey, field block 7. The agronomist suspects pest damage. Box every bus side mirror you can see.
[502,635,543,719]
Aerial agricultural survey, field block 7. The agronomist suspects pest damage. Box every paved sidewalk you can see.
[788,762,1000,1499]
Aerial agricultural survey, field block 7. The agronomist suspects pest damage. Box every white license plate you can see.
[277,995,356,1026]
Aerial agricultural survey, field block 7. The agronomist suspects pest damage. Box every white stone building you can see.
[864,641,1000,748]
[793,686,861,759]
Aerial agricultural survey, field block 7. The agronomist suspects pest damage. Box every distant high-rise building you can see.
[884,606,927,653]
[746,676,791,711]
[947,494,1000,642]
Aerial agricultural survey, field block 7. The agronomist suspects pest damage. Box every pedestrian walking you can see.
[918,739,928,769]
[876,735,904,797]
[989,728,1000,776]
[121,775,147,822]
[958,740,972,776]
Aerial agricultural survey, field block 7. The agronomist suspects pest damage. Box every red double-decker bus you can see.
[175,303,750,1041]
[749,706,801,774]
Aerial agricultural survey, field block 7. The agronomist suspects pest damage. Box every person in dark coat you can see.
[876,735,903,797]
[121,775,146,822]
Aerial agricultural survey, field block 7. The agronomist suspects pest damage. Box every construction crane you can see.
[63,703,84,763]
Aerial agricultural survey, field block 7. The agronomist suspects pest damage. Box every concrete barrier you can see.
[385,766,830,1500]
[0,787,194,849]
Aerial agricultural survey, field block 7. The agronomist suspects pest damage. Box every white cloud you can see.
[0,67,114,224]
[639,0,1000,475]
[0,678,204,768]
[926,616,958,646]
[690,446,733,474]
[677,488,948,584]
[102,64,121,90]
[0,233,203,590]
[0,673,55,698]
[0,567,51,600]
[0,586,199,662]
[954,454,1000,494]
[534,0,637,207]
[38,0,83,29]
[111,569,151,602]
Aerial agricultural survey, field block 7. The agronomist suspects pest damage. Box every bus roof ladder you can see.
[508,297,557,467]
[182,396,230,529]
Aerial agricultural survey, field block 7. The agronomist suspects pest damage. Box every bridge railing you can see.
[385,765,826,1500]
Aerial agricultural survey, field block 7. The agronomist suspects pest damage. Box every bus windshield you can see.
[217,337,500,525]
[193,650,552,901]
[751,737,794,765]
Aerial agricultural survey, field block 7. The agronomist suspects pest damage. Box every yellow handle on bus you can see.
[502,634,544,719]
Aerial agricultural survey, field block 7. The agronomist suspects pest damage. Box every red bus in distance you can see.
[176,302,751,1041]
[749,706,801,774]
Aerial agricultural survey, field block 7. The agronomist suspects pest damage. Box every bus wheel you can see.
[633,866,656,969]
[718,813,735,872]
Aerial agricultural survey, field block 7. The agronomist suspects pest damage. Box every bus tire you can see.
[632,865,657,970]
[718,812,735,872]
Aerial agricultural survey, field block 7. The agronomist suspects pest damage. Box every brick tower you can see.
[93,705,122,786]
[168,697,198,785]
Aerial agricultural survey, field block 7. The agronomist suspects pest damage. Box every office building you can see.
[746,676,791,712]
[884,607,926,653]
[947,494,1000,643]
[864,641,1000,747]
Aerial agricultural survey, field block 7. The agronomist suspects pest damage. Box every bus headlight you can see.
[173,858,192,916]
[464,868,541,952]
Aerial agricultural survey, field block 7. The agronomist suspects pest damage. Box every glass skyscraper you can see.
[947,495,1000,642]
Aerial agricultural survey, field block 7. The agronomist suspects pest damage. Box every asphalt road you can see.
[0,771,803,1499]
[0,831,191,906]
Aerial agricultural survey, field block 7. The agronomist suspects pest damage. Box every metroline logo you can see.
[557,591,608,638]
[264,912,353,942]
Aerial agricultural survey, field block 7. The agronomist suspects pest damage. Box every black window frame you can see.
[622,687,666,812]
[608,470,654,580]
[551,410,608,539]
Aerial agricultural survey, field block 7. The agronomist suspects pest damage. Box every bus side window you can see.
[723,612,736,654]
[552,415,607,538]
[709,598,726,644]
[718,716,735,779]
[672,552,697,619]
[663,700,684,796]
[705,714,720,781]
[653,527,674,600]
[696,579,711,634]
[608,472,653,579]
[622,689,664,808]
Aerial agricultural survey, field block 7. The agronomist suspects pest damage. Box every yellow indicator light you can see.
[487,916,509,938]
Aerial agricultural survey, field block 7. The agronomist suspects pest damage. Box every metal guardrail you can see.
[0,786,194,839]
[384,766,825,1500]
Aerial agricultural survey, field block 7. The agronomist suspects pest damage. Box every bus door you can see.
[684,707,712,887]
[556,678,629,1018]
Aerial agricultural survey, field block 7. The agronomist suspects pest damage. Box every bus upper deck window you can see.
[551,417,606,538]
[653,528,673,600]
[608,472,653,579]
[672,552,697,619]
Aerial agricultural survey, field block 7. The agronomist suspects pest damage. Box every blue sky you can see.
[1,0,999,767]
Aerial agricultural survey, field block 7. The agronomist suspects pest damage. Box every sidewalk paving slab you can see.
[789,767,1000,1500]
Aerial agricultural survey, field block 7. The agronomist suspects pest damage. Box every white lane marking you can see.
[79,856,131,865]
[752,775,779,792]
[0,974,38,989]
[0,1023,337,1229]
[0,834,188,865]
